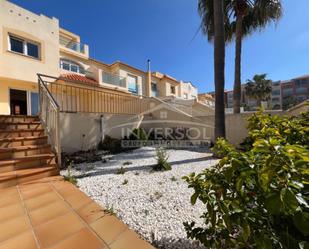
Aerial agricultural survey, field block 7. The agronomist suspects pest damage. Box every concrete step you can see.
[0,166,59,189]
[0,115,39,123]
[0,153,56,173]
[0,129,45,138]
[0,144,52,160]
[0,136,48,148]
[0,122,42,131]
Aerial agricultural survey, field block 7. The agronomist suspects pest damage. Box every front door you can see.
[30,92,39,116]
[10,89,27,115]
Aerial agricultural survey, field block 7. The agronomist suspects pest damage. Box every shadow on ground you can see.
[152,237,205,249]
[73,154,214,179]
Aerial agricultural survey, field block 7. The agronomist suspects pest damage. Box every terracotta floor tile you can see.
[0,216,29,242]
[0,202,24,222]
[29,201,71,226]
[109,229,154,249]
[65,192,92,209]
[55,185,78,198]
[90,215,128,245]
[0,194,21,208]
[20,184,52,200]
[0,187,18,199]
[77,201,107,224]
[50,228,106,249]
[24,191,61,211]
[51,181,70,191]
[35,212,84,248]
[0,230,37,249]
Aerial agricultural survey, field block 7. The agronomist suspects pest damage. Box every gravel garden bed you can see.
[61,147,218,249]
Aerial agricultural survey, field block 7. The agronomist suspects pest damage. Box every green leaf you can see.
[281,188,299,212]
[241,220,251,242]
[190,192,198,205]
[293,211,309,236]
[299,241,309,249]
[265,193,282,215]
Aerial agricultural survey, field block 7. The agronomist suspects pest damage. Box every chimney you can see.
[146,59,152,97]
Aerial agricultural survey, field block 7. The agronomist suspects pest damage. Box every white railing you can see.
[38,74,61,167]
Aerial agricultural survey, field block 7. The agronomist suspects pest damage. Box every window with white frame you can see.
[60,58,85,74]
[8,34,40,59]
[127,75,138,94]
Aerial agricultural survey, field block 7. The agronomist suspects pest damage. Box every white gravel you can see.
[61,147,218,249]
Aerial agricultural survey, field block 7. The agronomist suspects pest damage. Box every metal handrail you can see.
[38,74,61,167]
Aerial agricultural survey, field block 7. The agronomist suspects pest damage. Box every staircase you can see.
[0,115,59,189]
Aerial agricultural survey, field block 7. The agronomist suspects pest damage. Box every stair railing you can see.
[38,74,61,168]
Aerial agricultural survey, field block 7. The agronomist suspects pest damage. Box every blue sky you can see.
[11,0,309,93]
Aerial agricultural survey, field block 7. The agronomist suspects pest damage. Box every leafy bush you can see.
[183,111,309,249]
[63,159,77,185]
[128,128,148,141]
[153,147,171,171]
[98,135,127,154]
[116,166,126,175]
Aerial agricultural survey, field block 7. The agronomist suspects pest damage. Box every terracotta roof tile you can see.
[60,74,98,85]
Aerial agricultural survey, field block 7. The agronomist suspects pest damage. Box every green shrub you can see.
[98,135,123,154]
[63,159,77,185]
[129,128,148,141]
[153,147,171,171]
[183,111,309,249]
[122,179,128,185]
[116,166,126,175]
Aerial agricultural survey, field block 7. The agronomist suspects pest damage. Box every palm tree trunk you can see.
[233,14,243,114]
[213,0,226,139]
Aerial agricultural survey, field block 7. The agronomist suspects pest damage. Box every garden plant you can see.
[184,111,309,248]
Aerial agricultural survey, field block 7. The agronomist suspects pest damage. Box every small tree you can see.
[153,147,171,171]
[245,74,272,107]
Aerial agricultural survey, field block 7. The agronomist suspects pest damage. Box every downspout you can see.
[146,59,152,97]
[100,114,105,142]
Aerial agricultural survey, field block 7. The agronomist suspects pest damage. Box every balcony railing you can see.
[38,74,149,115]
[102,71,126,88]
[60,36,85,54]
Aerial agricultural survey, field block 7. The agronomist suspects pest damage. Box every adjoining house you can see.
[198,93,215,108]
[0,0,214,154]
[208,76,309,112]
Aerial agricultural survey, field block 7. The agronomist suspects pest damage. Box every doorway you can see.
[10,89,27,115]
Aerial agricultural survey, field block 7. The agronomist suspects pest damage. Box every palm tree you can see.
[198,0,282,114]
[245,74,272,107]
[230,0,282,114]
[198,0,226,139]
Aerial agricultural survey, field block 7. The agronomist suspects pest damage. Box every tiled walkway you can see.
[0,176,154,249]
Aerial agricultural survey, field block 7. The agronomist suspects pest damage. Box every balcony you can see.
[102,71,126,88]
[60,36,87,55]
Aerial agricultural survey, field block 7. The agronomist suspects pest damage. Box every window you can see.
[10,36,23,54]
[60,59,85,74]
[27,42,39,58]
[127,75,138,94]
[272,89,281,96]
[282,88,293,97]
[183,93,188,99]
[151,82,157,97]
[9,35,40,59]
[295,87,307,94]
[170,86,175,94]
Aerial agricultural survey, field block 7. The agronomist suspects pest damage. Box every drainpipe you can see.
[146,59,152,97]
[100,115,105,142]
